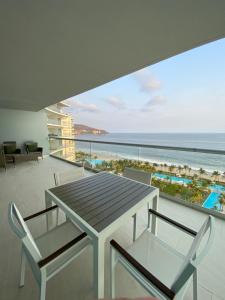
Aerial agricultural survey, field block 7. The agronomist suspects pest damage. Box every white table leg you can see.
[45,191,53,230]
[93,236,105,298]
[151,190,159,236]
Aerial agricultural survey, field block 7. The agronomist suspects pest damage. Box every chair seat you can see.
[36,221,90,278]
[127,230,186,289]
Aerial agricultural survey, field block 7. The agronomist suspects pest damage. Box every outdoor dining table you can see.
[45,171,159,298]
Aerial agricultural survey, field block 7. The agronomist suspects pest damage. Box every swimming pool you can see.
[209,184,225,192]
[153,173,192,185]
[202,192,221,210]
[85,159,104,167]
[153,172,224,210]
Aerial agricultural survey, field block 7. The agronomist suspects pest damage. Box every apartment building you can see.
[45,101,75,161]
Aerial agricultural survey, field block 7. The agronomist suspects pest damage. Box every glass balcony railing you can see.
[47,118,62,126]
[46,105,64,114]
[49,136,225,215]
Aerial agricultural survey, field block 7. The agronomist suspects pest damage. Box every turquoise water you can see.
[202,192,221,210]
[153,173,192,185]
[86,159,104,167]
[153,172,224,210]
[209,184,225,192]
[203,184,225,209]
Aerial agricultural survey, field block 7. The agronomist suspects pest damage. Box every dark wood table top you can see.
[49,172,156,232]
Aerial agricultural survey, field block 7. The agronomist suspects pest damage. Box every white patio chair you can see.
[54,166,85,186]
[123,167,152,241]
[53,167,85,223]
[8,202,90,300]
[110,210,215,300]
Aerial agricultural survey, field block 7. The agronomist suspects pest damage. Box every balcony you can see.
[1,154,225,300]
[1,3,225,299]
[45,107,68,119]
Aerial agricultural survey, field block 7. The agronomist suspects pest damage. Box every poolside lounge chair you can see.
[110,212,215,300]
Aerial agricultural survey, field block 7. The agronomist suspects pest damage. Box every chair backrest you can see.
[3,141,17,154]
[0,150,6,169]
[123,167,152,185]
[171,215,215,293]
[8,202,43,284]
[3,141,16,145]
[25,141,38,152]
[8,202,42,262]
[54,167,85,186]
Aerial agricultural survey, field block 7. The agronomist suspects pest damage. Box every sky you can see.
[64,38,225,133]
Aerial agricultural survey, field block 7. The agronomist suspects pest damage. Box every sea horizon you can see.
[76,132,225,173]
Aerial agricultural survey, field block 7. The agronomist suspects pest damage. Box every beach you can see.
[76,132,225,175]
[90,149,225,183]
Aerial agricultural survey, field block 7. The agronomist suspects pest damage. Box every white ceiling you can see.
[0,1,225,111]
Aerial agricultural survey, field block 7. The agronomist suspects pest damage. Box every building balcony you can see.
[57,101,70,108]
[45,107,68,118]
[47,123,63,129]
[1,155,225,300]
[47,118,66,128]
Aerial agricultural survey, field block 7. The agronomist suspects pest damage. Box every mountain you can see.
[73,124,108,135]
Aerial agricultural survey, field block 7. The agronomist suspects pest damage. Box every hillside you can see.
[74,124,108,135]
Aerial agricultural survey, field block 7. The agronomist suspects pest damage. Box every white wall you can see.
[0,109,49,154]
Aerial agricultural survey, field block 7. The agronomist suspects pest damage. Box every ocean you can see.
[75,133,225,173]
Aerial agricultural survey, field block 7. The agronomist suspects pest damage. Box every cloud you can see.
[105,96,125,109]
[141,95,166,112]
[67,99,99,113]
[134,69,161,92]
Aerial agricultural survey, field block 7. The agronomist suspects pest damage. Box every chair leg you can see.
[40,280,46,300]
[19,250,26,287]
[193,269,198,300]
[132,214,137,242]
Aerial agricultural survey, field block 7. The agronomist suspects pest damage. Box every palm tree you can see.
[169,165,175,173]
[183,164,187,171]
[212,170,220,181]
[199,168,205,175]
[219,193,225,211]
[193,173,198,180]
[188,167,192,175]
[178,165,182,174]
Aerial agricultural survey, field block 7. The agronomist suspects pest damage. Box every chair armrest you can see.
[149,209,197,236]
[38,232,87,268]
[110,239,175,299]
[23,205,58,221]
[37,147,43,152]
[15,149,21,154]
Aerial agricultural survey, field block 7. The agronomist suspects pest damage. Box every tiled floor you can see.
[0,157,224,300]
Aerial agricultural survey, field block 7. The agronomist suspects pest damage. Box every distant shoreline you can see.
[90,150,225,183]
[76,132,225,175]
